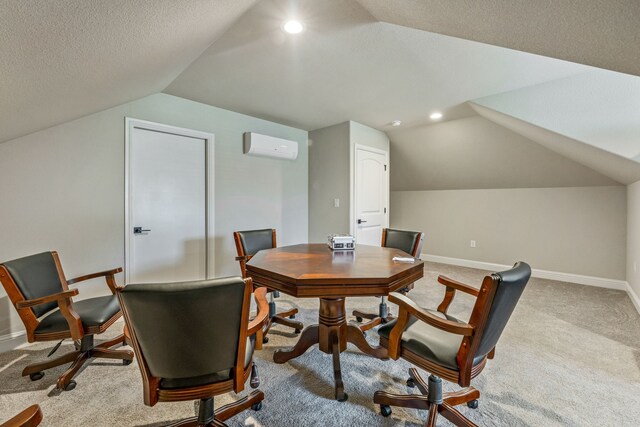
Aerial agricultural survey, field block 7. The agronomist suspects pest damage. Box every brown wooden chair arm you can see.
[67,267,123,294]
[235,255,251,262]
[436,275,480,315]
[0,404,43,427]
[437,275,480,296]
[247,287,269,336]
[16,289,84,340]
[388,292,474,337]
[15,289,79,309]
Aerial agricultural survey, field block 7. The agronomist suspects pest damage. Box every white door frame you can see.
[351,143,389,237]
[124,117,215,284]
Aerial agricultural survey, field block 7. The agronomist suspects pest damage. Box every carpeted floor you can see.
[1,261,640,426]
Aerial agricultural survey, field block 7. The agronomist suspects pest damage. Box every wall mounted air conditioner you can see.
[243,132,298,160]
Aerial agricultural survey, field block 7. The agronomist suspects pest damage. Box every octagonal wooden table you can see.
[246,243,424,401]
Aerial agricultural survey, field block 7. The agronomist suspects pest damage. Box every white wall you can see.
[0,93,308,341]
[627,181,640,300]
[391,187,627,280]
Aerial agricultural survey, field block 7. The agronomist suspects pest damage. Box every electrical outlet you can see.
[334,198,340,208]
[470,240,476,248]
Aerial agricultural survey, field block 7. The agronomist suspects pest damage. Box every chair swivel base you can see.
[373,368,480,427]
[352,301,395,332]
[22,333,133,391]
[169,391,265,427]
[259,301,303,345]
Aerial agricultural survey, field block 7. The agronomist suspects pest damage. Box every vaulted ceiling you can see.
[0,0,258,143]
[356,0,640,77]
[164,0,587,132]
[1,0,639,185]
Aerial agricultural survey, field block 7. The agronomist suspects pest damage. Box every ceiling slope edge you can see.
[470,103,640,185]
[355,0,640,77]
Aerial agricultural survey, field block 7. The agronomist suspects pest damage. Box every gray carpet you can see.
[1,261,640,426]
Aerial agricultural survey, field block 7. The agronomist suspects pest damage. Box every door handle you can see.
[357,219,367,224]
[133,227,151,235]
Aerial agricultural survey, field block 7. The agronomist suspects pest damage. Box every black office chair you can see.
[353,228,424,331]
[234,229,303,347]
[0,251,133,391]
[374,262,531,426]
[117,277,268,426]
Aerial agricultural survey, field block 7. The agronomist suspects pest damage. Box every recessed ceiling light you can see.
[391,120,402,127]
[430,112,443,120]
[283,20,304,34]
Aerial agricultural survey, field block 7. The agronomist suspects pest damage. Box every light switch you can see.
[334,198,340,208]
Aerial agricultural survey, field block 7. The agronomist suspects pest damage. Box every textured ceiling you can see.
[2,0,638,188]
[356,0,640,77]
[471,104,640,185]
[0,0,257,143]
[473,70,640,161]
[389,115,619,191]
[165,0,588,132]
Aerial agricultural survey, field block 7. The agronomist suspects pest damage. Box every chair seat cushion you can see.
[160,335,256,390]
[34,295,120,335]
[378,308,482,370]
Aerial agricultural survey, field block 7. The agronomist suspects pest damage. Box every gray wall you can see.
[628,180,640,295]
[391,187,627,279]
[0,93,308,340]
[308,121,389,242]
[308,122,350,242]
[389,115,619,191]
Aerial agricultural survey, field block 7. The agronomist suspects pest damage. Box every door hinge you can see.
[384,164,387,171]
[384,207,387,213]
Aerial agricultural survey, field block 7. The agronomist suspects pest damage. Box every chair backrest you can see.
[1,252,66,318]
[466,262,531,364]
[382,228,424,257]
[233,229,276,277]
[118,277,250,386]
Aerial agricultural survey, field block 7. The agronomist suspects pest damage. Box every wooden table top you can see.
[246,243,424,298]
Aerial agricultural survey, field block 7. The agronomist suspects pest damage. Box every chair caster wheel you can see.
[63,380,77,391]
[289,314,296,319]
[467,400,479,409]
[29,371,44,381]
[294,329,301,334]
[262,336,269,344]
[123,358,133,366]
[406,378,415,388]
[356,316,363,322]
[380,404,392,417]
[251,402,263,411]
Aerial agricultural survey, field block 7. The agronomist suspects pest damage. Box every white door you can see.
[354,145,389,246]
[126,120,213,284]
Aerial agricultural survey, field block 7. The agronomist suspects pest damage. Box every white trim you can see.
[421,253,628,291]
[626,283,640,314]
[124,118,215,283]
[352,143,390,237]
[0,331,26,353]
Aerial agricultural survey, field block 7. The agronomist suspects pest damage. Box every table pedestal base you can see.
[273,297,388,401]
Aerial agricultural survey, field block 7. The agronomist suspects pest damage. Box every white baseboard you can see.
[421,254,628,291]
[0,330,26,353]
[626,283,640,314]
